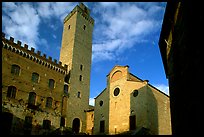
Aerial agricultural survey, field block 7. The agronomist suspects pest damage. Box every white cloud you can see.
[89,98,95,106]
[36,2,76,22]
[2,2,165,63]
[2,2,75,50]
[154,84,169,95]
[92,2,165,62]
[2,2,40,49]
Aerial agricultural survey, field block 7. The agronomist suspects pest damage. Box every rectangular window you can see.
[68,25,70,30]
[49,79,55,89]
[11,64,20,75]
[83,25,86,30]
[77,92,81,98]
[64,85,68,94]
[46,97,53,108]
[32,72,39,83]
[79,75,82,81]
[28,92,36,106]
[7,86,17,98]
[100,120,105,133]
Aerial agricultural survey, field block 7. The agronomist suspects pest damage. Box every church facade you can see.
[93,65,171,135]
[2,3,94,135]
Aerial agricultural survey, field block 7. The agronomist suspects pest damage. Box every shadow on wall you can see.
[1,107,84,135]
[129,85,158,135]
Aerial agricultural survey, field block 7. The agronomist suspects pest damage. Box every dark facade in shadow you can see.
[159,1,203,135]
[1,105,81,135]
[130,85,158,135]
[1,106,77,135]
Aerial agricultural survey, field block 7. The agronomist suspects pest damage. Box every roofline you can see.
[147,83,170,98]
[94,88,106,99]
[130,73,169,97]
[106,65,129,77]
[129,73,143,82]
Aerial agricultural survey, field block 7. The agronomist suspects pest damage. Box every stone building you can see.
[1,3,94,135]
[93,65,171,135]
[158,1,203,135]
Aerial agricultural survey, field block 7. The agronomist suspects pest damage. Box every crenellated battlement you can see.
[2,32,68,74]
[64,3,94,25]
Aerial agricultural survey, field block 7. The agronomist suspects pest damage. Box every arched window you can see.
[11,64,20,75]
[64,85,69,94]
[31,72,39,83]
[7,86,17,98]
[28,92,36,106]
[46,97,53,108]
[48,79,55,89]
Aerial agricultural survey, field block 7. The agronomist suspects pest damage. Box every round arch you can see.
[72,118,80,134]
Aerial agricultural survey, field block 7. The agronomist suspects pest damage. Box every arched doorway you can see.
[72,118,80,134]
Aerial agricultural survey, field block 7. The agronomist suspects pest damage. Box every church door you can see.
[129,115,136,130]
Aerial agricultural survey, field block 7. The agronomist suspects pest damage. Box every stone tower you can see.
[59,3,94,133]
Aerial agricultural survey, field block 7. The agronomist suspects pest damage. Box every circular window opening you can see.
[114,87,120,96]
[99,100,103,106]
[133,90,138,97]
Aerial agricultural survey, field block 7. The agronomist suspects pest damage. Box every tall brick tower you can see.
[59,3,94,133]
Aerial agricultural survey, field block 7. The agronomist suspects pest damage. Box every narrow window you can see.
[64,85,68,94]
[46,97,53,108]
[80,64,83,71]
[11,64,20,75]
[64,72,70,83]
[83,25,86,30]
[31,72,39,83]
[77,92,81,98]
[48,79,55,89]
[43,120,51,130]
[100,120,105,133]
[28,92,36,106]
[68,25,70,30]
[79,75,82,81]
[7,86,17,98]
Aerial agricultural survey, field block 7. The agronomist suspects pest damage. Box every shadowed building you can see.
[158,1,203,135]
[1,3,94,135]
[93,65,171,135]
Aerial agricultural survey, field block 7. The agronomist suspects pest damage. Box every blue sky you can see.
[2,2,168,106]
